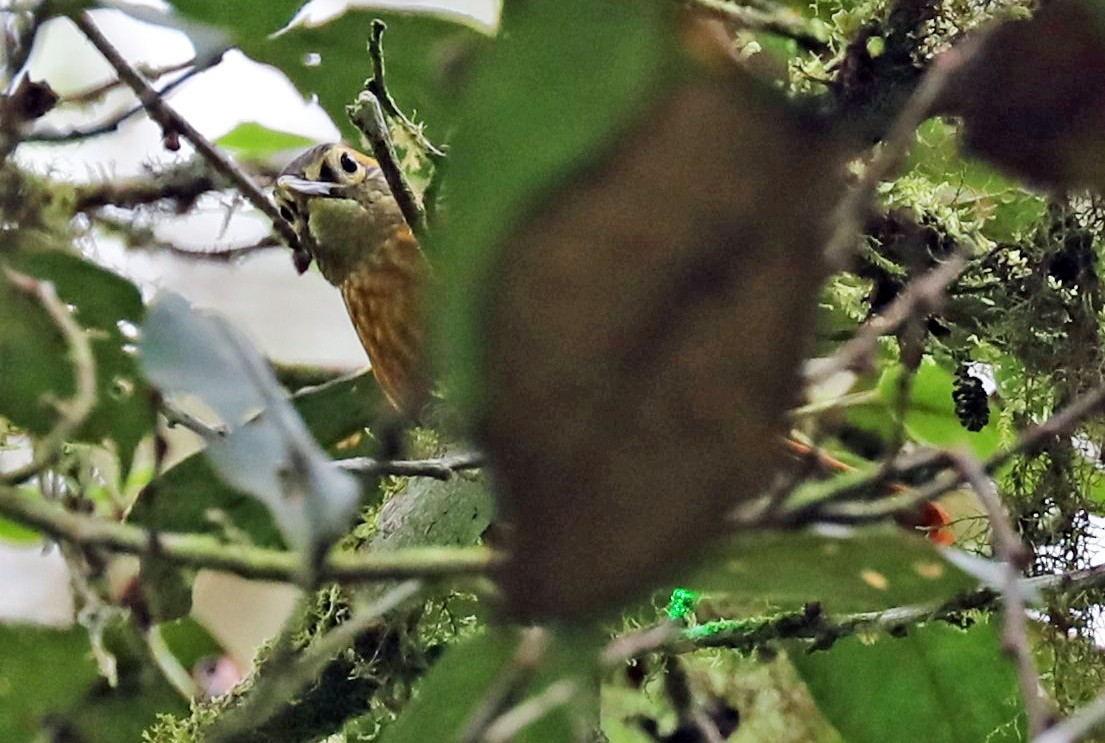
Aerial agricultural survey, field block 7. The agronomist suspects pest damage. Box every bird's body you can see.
[274,144,430,414]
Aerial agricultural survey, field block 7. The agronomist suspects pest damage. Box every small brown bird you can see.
[274,144,430,414]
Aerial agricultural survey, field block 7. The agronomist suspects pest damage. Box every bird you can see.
[273,143,430,415]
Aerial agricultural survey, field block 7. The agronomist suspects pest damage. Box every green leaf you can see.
[157,617,223,670]
[907,118,1047,242]
[684,528,980,612]
[128,370,385,547]
[792,622,1025,743]
[0,250,154,474]
[0,271,72,436]
[215,121,315,158]
[378,629,598,743]
[0,514,40,544]
[878,356,1002,458]
[0,623,185,742]
[165,1,489,140]
[139,292,360,549]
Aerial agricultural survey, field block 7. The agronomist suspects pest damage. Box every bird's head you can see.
[274,143,398,281]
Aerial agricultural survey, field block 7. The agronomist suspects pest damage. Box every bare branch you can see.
[90,211,283,262]
[484,680,579,743]
[337,451,485,480]
[781,381,1105,527]
[27,64,205,143]
[459,629,550,743]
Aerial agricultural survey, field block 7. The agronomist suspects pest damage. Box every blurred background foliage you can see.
[4,0,1105,741]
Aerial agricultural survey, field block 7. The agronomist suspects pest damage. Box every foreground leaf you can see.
[792,622,1024,743]
[684,528,980,613]
[128,371,385,547]
[441,1,846,617]
[377,629,595,743]
[940,0,1105,192]
[139,292,359,549]
[0,623,185,742]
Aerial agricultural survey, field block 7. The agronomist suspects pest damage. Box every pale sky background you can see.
[1,0,498,659]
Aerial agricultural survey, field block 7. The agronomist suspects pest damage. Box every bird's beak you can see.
[276,175,339,197]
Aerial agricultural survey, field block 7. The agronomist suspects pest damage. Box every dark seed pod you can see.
[953,365,990,432]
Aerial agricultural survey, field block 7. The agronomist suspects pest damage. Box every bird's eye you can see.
[339,152,358,174]
[279,204,295,222]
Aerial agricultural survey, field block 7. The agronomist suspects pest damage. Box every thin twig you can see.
[73,161,223,212]
[338,451,485,480]
[1,270,97,485]
[365,20,444,158]
[91,211,283,262]
[689,0,830,52]
[160,398,228,439]
[0,482,501,582]
[69,12,302,253]
[348,89,426,236]
[61,59,194,105]
[781,381,1105,527]
[27,64,205,143]
[145,624,200,700]
[1036,692,1105,743]
[807,254,967,386]
[347,20,432,237]
[950,452,1050,737]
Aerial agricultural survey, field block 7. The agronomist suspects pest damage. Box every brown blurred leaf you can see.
[482,60,846,618]
[940,0,1105,190]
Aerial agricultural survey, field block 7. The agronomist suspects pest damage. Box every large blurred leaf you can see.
[1,250,154,474]
[0,623,185,742]
[437,0,673,411]
[683,528,980,613]
[162,1,489,140]
[438,1,846,618]
[128,370,383,547]
[939,0,1105,192]
[139,292,359,549]
[792,622,1025,743]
